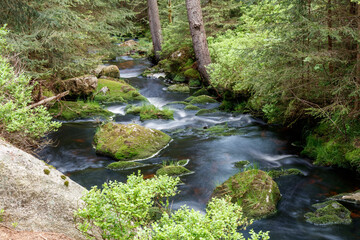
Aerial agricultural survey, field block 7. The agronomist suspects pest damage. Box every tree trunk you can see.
[356,4,360,110]
[168,0,172,23]
[148,0,162,62]
[186,0,211,83]
[328,0,334,74]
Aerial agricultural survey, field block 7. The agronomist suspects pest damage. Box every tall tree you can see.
[148,0,163,62]
[186,0,211,83]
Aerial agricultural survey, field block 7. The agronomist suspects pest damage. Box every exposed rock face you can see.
[92,65,106,78]
[328,190,360,205]
[94,123,171,161]
[211,169,281,219]
[304,200,352,225]
[54,75,98,97]
[0,139,87,240]
[100,65,120,79]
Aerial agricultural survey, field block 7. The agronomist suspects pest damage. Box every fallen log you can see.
[27,91,69,109]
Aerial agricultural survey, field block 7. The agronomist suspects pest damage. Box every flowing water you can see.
[39,56,360,240]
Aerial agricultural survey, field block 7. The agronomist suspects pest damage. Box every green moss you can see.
[233,160,250,169]
[173,74,186,83]
[267,168,304,179]
[43,169,50,175]
[167,101,189,106]
[49,100,113,120]
[107,161,146,170]
[189,79,201,88]
[100,65,120,78]
[61,175,67,180]
[192,88,209,97]
[304,200,351,225]
[184,68,200,79]
[94,123,172,161]
[167,84,190,93]
[94,78,147,103]
[211,170,281,219]
[156,165,192,177]
[126,104,174,121]
[186,95,217,104]
[196,109,218,116]
[177,159,190,166]
[184,104,200,111]
[64,181,69,187]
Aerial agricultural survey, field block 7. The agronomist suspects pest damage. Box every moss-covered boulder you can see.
[211,169,281,219]
[156,165,191,177]
[186,95,217,104]
[126,104,174,121]
[328,190,360,205]
[304,201,352,225]
[107,161,147,170]
[54,75,98,98]
[100,65,120,78]
[196,109,218,116]
[184,104,201,110]
[94,78,146,103]
[267,168,304,179]
[49,100,113,120]
[192,88,209,97]
[167,84,190,93]
[189,79,201,88]
[94,123,171,161]
[184,68,200,79]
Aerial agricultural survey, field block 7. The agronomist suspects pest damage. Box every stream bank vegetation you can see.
[75,172,270,240]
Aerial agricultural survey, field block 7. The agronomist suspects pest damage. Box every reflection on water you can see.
[39,56,360,240]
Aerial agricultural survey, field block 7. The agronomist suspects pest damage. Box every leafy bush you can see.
[0,26,60,146]
[75,172,270,240]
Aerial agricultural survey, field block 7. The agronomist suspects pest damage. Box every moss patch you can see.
[211,169,281,219]
[184,104,201,111]
[233,160,250,169]
[156,165,191,177]
[196,109,218,116]
[267,168,304,179]
[94,123,172,161]
[126,104,174,121]
[304,200,352,225]
[49,100,113,120]
[167,84,190,93]
[94,78,147,103]
[107,161,147,170]
[184,68,200,79]
[185,95,217,104]
[192,88,209,97]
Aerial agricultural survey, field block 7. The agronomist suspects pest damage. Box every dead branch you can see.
[27,91,69,109]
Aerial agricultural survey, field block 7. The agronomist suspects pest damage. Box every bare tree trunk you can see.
[148,0,162,62]
[355,4,360,110]
[186,0,211,83]
[168,0,172,23]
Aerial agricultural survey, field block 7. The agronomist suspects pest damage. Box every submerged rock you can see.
[107,161,147,170]
[328,190,360,205]
[100,65,120,78]
[54,75,98,98]
[94,123,171,161]
[184,104,200,110]
[233,160,250,169]
[267,168,304,179]
[304,200,352,225]
[195,108,218,116]
[156,165,192,177]
[211,169,281,219]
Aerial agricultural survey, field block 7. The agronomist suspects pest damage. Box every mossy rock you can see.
[328,190,360,205]
[195,109,218,116]
[189,79,201,88]
[94,78,146,103]
[168,84,190,93]
[184,104,201,111]
[167,101,189,106]
[107,161,147,170]
[233,160,250,169]
[211,169,281,219]
[126,104,174,121]
[49,100,113,120]
[186,95,217,104]
[267,168,304,179]
[173,74,186,83]
[304,200,352,225]
[94,123,172,161]
[156,165,191,177]
[100,65,120,78]
[184,68,200,79]
[192,88,209,97]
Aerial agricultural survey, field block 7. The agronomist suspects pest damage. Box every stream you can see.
[39,56,360,240]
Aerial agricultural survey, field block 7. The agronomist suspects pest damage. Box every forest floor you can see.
[0,225,74,240]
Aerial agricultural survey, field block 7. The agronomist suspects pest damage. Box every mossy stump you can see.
[94,123,171,161]
[211,169,281,220]
[156,165,191,177]
[304,200,352,225]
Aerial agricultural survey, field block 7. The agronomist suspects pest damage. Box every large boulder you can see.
[304,200,352,225]
[100,65,120,79]
[211,169,281,219]
[54,75,98,97]
[0,139,87,240]
[94,123,171,161]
